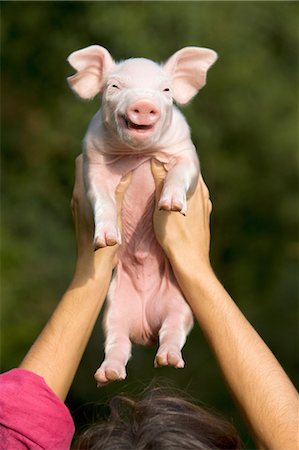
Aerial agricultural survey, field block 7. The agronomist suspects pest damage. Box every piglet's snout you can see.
[127,100,160,126]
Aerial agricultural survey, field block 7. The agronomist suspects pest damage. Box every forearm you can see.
[170,254,298,450]
[20,258,113,401]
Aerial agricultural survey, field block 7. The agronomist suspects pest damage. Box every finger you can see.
[199,176,212,215]
[151,159,167,204]
[75,153,83,170]
[115,172,132,212]
[199,175,210,201]
[71,154,95,234]
[70,198,75,218]
[72,154,84,200]
[71,154,84,215]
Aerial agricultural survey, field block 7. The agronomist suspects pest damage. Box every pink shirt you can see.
[0,368,75,449]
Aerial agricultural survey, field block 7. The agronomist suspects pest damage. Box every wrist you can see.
[168,246,212,276]
[168,248,216,296]
[73,249,115,286]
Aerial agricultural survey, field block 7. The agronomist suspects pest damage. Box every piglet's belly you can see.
[105,160,190,346]
[120,159,157,266]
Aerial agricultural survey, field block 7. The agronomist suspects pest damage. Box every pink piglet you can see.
[67,45,217,385]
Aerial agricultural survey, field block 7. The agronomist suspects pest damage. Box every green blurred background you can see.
[1,1,298,447]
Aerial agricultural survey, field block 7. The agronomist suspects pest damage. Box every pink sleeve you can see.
[0,368,75,450]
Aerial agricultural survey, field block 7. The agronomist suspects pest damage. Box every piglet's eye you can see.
[112,84,120,89]
[163,88,170,92]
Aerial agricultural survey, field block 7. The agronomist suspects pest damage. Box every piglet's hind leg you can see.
[154,311,193,369]
[94,334,132,386]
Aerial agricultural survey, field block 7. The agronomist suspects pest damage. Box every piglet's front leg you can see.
[84,161,122,249]
[158,149,200,215]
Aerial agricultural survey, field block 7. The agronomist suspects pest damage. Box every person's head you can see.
[73,387,241,449]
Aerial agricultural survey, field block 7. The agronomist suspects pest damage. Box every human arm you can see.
[151,160,299,450]
[20,155,130,401]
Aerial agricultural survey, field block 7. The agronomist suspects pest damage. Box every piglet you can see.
[67,45,217,385]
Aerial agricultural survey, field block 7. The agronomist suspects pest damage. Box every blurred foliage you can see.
[1,1,298,447]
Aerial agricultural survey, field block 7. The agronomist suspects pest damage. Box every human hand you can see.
[71,155,131,279]
[151,159,212,269]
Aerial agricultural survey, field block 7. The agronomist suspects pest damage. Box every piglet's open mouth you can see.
[120,115,155,136]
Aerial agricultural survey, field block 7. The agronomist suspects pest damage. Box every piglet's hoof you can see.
[154,350,185,369]
[94,361,127,387]
[93,233,119,250]
[158,196,187,216]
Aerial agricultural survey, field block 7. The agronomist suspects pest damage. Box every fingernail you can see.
[121,172,131,182]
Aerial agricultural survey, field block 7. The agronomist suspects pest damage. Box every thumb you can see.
[151,159,167,204]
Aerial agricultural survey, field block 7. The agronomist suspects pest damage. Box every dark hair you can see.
[72,386,241,449]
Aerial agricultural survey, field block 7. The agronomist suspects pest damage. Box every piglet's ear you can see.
[164,47,218,105]
[67,45,115,100]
